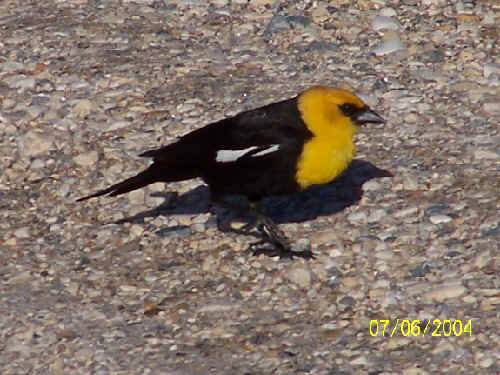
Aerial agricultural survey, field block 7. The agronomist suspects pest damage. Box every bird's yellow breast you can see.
[295,86,359,189]
[295,133,355,189]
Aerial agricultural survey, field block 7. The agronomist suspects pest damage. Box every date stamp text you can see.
[369,319,472,337]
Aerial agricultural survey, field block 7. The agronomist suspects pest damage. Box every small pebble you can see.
[379,8,397,17]
[372,16,402,31]
[351,356,369,366]
[429,215,453,224]
[367,208,386,223]
[286,16,311,28]
[403,367,430,375]
[305,41,339,53]
[14,227,31,238]
[362,180,381,191]
[210,0,229,7]
[1,60,25,72]
[73,151,98,167]
[473,252,491,269]
[73,99,95,118]
[18,131,54,158]
[130,224,144,238]
[479,357,494,368]
[199,302,235,313]
[410,263,431,277]
[483,63,500,79]
[105,120,131,132]
[394,206,418,218]
[420,49,445,63]
[474,149,498,160]
[128,189,145,205]
[347,211,367,225]
[191,223,205,233]
[31,158,46,169]
[5,75,36,90]
[119,285,137,293]
[312,230,339,246]
[482,102,500,116]
[287,266,312,288]
[369,37,406,56]
[424,284,466,302]
[264,16,291,35]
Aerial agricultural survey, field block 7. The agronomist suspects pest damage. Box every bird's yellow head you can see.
[297,86,385,137]
[294,86,385,189]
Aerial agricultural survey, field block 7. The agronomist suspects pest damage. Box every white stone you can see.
[347,211,367,225]
[484,63,500,79]
[429,215,452,224]
[424,284,466,302]
[105,120,131,132]
[379,8,397,17]
[369,38,406,56]
[73,99,95,118]
[6,75,36,90]
[73,151,98,167]
[18,131,53,158]
[372,16,402,31]
[14,227,31,238]
[474,149,498,160]
[287,266,312,288]
[483,102,500,115]
[1,61,25,72]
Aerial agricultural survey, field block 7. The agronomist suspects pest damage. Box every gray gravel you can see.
[1,0,499,374]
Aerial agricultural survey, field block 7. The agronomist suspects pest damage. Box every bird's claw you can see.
[217,205,315,260]
[246,239,315,260]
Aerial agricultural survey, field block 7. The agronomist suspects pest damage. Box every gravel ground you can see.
[1,0,499,374]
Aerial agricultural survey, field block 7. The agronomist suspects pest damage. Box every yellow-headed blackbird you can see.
[77,86,385,259]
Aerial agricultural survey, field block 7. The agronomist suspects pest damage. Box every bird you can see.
[77,86,385,259]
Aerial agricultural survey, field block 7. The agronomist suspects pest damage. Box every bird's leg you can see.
[212,196,258,236]
[247,202,315,260]
[251,204,289,247]
[212,196,314,260]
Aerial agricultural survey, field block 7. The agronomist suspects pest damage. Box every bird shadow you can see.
[261,159,393,224]
[114,159,392,234]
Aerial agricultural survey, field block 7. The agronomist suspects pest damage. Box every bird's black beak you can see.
[354,107,385,125]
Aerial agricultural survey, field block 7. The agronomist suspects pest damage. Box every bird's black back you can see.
[141,96,313,201]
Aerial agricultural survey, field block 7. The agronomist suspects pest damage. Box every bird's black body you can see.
[79,96,312,202]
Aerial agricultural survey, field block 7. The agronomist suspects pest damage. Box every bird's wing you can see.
[139,96,312,166]
[220,96,312,149]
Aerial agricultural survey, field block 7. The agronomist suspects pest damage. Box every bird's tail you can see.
[76,165,162,202]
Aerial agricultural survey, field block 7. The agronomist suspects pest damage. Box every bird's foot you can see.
[215,202,315,260]
[247,216,315,260]
[256,214,289,246]
[246,240,315,260]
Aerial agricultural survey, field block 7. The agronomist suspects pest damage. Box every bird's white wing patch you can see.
[216,146,258,163]
[215,144,280,163]
[252,144,280,157]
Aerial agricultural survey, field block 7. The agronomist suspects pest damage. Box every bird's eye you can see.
[340,103,359,117]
